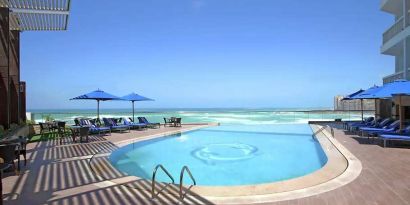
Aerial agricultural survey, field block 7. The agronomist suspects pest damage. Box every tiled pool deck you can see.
[3,123,410,205]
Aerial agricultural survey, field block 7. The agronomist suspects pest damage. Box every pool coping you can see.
[89,124,362,204]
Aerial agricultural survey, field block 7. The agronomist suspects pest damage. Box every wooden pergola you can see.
[0,0,72,129]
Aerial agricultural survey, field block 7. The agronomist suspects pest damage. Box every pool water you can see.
[109,124,328,186]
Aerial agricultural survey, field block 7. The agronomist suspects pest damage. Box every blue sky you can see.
[22,0,393,109]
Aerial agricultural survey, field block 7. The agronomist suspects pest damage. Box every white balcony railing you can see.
[383,17,404,44]
[383,71,405,84]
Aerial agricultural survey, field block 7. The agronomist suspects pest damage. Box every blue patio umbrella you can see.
[349,86,383,121]
[342,89,364,100]
[351,86,383,100]
[365,80,410,99]
[121,93,154,122]
[70,89,120,119]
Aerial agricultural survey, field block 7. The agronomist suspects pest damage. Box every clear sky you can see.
[22,0,393,109]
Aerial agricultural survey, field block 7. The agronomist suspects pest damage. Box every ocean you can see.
[27,108,372,125]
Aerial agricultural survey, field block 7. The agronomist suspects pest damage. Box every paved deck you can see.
[3,123,410,205]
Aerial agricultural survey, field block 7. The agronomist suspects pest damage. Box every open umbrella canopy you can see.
[70,89,120,119]
[70,89,120,101]
[342,89,365,101]
[121,93,154,122]
[351,86,383,99]
[121,93,154,102]
[367,80,410,99]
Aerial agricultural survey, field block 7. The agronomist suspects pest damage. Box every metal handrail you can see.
[151,164,175,199]
[313,125,334,139]
[312,126,326,139]
[179,166,197,201]
[327,125,335,137]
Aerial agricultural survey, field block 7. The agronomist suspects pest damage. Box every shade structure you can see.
[121,93,154,122]
[366,80,410,99]
[70,89,120,119]
[351,86,383,100]
[342,89,364,100]
[349,86,384,121]
[0,0,71,31]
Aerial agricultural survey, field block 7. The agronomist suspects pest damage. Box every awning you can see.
[0,0,71,31]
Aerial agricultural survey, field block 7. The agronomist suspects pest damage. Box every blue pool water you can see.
[109,124,328,186]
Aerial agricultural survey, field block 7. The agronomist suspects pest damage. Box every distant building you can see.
[334,95,375,111]
[381,0,410,84]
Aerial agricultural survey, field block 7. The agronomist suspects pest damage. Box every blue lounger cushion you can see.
[103,118,130,131]
[123,118,146,128]
[379,134,410,147]
[112,125,129,129]
[380,134,410,140]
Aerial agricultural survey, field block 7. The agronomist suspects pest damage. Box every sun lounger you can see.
[103,118,130,133]
[379,134,410,147]
[360,120,400,134]
[138,117,160,129]
[123,118,146,130]
[345,117,374,130]
[78,118,111,136]
[356,118,392,131]
[349,118,381,131]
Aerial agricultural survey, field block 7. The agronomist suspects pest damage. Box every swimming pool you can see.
[109,124,328,186]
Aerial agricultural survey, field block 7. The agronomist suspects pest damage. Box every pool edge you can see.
[89,123,362,204]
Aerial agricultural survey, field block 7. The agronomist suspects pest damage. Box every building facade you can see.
[334,96,376,111]
[0,1,71,129]
[381,0,410,84]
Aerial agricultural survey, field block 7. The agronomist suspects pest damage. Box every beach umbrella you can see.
[351,86,383,100]
[342,89,364,101]
[121,93,154,122]
[70,89,120,119]
[365,80,410,99]
[350,86,383,121]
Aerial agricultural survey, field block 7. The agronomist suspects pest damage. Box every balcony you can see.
[383,71,406,84]
[383,17,404,44]
[381,0,403,15]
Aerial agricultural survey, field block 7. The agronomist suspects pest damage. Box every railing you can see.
[28,109,376,125]
[312,125,334,139]
[383,71,405,84]
[383,17,404,44]
[151,164,175,200]
[179,166,196,201]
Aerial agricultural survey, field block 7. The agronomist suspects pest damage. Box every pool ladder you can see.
[151,164,197,201]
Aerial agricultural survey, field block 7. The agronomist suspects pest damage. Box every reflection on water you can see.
[191,143,259,165]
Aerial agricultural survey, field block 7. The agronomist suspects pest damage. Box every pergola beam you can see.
[10,8,69,15]
[0,0,70,11]
[0,0,71,31]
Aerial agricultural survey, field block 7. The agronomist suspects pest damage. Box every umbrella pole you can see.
[361,99,364,122]
[132,101,135,122]
[97,100,100,119]
[399,95,404,131]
